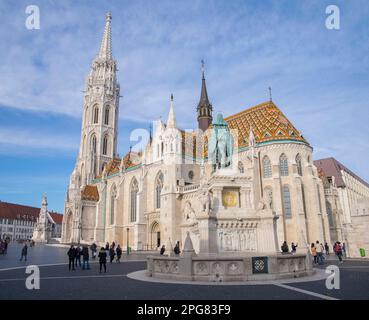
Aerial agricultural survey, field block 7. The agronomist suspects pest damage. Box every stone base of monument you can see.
[146,252,313,282]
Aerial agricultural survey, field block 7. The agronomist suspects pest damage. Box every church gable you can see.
[224,101,307,148]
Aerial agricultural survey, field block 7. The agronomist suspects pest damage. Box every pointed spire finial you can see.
[167,93,177,128]
[98,12,113,60]
[269,86,272,102]
[201,59,205,79]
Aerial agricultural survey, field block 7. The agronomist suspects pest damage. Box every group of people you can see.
[159,241,181,256]
[281,240,346,265]
[67,241,123,273]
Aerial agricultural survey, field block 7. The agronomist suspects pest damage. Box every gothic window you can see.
[103,135,108,155]
[130,178,139,222]
[91,135,97,154]
[104,107,110,125]
[326,201,334,227]
[301,184,307,217]
[93,106,99,124]
[110,185,117,225]
[317,186,322,213]
[155,172,164,209]
[296,154,303,176]
[279,154,289,176]
[263,156,272,178]
[282,185,292,219]
[238,161,244,174]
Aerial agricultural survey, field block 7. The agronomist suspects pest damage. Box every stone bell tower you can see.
[197,61,213,132]
[78,12,120,185]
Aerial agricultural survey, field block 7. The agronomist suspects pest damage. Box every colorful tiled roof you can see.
[81,185,99,201]
[0,201,63,223]
[224,101,308,148]
[122,151,141,169]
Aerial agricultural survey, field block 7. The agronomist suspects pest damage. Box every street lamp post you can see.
[126,228,129,255]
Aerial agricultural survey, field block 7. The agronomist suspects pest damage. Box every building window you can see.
[326,201,334,227]
[317,186,322,213]
[279,154,289,176]
[238,161,244,174]
[103,136,108,155]
[263,156,272,178]
[130,178,139,222]
[301,184,307,217]
[296,154,303,176]
[104,107,110,125]
[91,135,97,154]
[110,185,117,225]
[282,185,292,219]
[93,106,99,124]
[155,172,164,209]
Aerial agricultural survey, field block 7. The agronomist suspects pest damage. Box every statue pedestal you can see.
[197,213,218,255]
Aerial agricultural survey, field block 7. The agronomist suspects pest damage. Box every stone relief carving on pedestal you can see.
[218,229,257,252]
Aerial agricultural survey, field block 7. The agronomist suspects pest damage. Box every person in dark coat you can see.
[111,242,116,250]
[98,247,107,273]
[116,245,122,263]
[281,241,289,253]
[82,246,90,270]
[109,246,115,263]
[67,245,76,271]
[90,242,97,259]
[75,246,82,268]
[291,242,298,253]
[105,242,110,251]
[160,245,165,255]
[19,243,28,261]
[173,241,180,255]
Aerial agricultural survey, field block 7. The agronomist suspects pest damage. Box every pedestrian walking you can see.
[82,246,90,270]
[334,241,343,263]
[19,243,28,261]
[316,241,324,265]
[116,245,122,263]
[342,243,346,257]
[311,243,317,264]
[109,246,115,263]
[111,241,116,250]
[105,242,109,251]
[98,247,107,273]
[75,246,82,268]
[90,242,97,259]
[67,245,76,271]
[160,245,165,255]
[324,242,330,255]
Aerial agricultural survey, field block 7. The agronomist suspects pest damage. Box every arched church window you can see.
[130,178,139,222]
[155,172,164,209]
[103,136,108,155]
[263,156,272,178]
[282,185,292,219]
[93,106,99,124]
[91,135,97,154]
[110,185,117,225]
[104,107,110,125]
[296,154,303,176]
[238,161,244,174]
[279,154,289,176]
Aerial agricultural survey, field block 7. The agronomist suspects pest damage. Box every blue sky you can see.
[0,0,368,213]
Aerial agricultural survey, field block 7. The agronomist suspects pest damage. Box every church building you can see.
[61,13,331,253]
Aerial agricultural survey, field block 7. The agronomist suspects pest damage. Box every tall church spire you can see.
[197,60,213,132]
[167,93,177,128]
[98,12,113,60]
